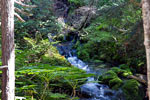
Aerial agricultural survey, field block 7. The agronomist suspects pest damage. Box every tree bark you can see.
[142,0,150,99]
[1,0,15,100]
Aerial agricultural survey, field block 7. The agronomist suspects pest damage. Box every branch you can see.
[112,26,128,33]
[129,0,141,7]
[0,66,8,69]
[127,75,147,85]
[14,13,25,22]
[15,0,37,8]
[15,7,32,16]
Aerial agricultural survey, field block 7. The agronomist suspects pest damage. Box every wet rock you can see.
[80,83,102,98]
[121,79,144,100]
[104,89,114,96]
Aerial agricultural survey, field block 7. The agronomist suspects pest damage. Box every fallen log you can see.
[127,75,147,85]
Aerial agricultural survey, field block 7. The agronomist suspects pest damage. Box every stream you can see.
[51,1,125,98]
[56,42,125,100]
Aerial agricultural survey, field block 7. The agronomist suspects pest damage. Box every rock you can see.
[68,6,97,29]
[99,70,118,84]
[121,79,144,100]
[53,0,69,17]
[80,83,101,98]
[111,67,132,78]
[80,83,113,99]
[104,89,114,96]
[112,89,125,100]
[109,77,123,90]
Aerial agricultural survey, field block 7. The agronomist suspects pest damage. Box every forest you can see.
[0,0,149,100]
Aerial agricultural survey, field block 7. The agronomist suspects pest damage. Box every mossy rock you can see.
[111,67,132,77]
[122,79,143,100]
[99,70,118,84]
[41,46,71,66]
[109,77,123,90]
[121,68,132,77]
[121,70,132,77]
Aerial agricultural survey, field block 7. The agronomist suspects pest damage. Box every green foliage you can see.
[15,0,61,49]
[68,0,84,5]
[16,64,94,100]
[16,38,50,67]
[16,37,71,68]
[75,2,144,72]
[7,0,146,99]
[122,79,144,100]
[109,77,123,90]
[99,65,133,90]
[99,70,118,84]
[40,45,71,66]
[48,92,68,100]
[76,15,126,62]
[99,68,144,99]
[111,66,132,77]
[111,67,124,74]
[119,64,129,70]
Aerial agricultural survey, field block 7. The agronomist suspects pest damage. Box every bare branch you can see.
[0,66,8,69]
[15,7,32,16]
[127,75,147,85]
[14,13,25,22]
[15,0,37,8]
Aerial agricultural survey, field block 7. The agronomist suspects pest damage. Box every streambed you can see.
[57,42,125,100]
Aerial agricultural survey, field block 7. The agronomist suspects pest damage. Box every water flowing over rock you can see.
[56,42,125,100]
[51,1,125,99]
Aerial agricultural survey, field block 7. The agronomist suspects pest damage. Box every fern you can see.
[15,64,94,99]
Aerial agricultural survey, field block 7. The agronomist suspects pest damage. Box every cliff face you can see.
[52,0,97,31]
[52,0,69,18]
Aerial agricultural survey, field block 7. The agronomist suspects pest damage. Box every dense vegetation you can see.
[0,0,147,100]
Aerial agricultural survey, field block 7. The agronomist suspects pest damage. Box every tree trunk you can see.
[1,0,15,100]
[142,0,150,99]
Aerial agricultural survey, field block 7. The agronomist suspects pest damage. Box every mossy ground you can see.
[122,79,144,100]
[99,65,145,100]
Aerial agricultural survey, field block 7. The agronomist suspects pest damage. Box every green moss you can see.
[99,67,134,91]
[109,77,123,90]
[41,45,71,66]
[111,67,132,77]
[77,48,90,61]
[122,71,132,77]
[99,70,118,84]
[122,79,143,100]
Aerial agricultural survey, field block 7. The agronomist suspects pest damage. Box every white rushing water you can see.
[66,53,123,100]
[54,41,124,100]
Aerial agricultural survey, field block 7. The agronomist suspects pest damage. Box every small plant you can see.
[16,64,94,99]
